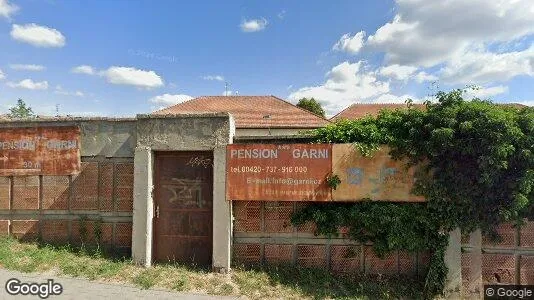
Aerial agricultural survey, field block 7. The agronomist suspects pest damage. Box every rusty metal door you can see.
[153,152,213,266]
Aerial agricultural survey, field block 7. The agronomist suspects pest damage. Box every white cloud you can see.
[10,24,66,48]
[149,93,193,106]
[277,10,286,19]
[100,67,164,89]
[333,31,365,54]
[9,64,45,71]
[440,46,534,84]
[240,18,268,32]
[0,0,18,20]
[414,71,438,83]
[72,65,164,89]
[365,0,534,67]
[371,93,418,104]
[71,65,95,75]
[288,61,390,114]
[54,85,84,97]
[464,85,509,99]
[379,64,417,80]
[7,79,48,90]
[0,69,5,80]
[202,75,225,81]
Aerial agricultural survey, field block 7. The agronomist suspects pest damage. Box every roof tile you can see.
[154,96,329,128]
[332,102,529,121]
[331,103,425,120]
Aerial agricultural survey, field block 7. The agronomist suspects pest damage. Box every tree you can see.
[296,97,326,118]
[8,99,35,119]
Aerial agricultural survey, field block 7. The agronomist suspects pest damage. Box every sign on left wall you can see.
[0,126,81,176]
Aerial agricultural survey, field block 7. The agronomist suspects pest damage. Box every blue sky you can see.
[0,0,533,117]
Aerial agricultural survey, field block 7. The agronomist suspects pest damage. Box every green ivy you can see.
[292,89,534,298]
[326,174,341,190]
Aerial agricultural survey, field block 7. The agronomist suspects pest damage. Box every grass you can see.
[0,236,424,299]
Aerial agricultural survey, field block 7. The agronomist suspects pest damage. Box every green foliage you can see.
[293,89,534,298]
[8,98,35,119]
[296,97,326,118]
[292,202,439,255]
[326,174,341,190]
[291,202,448,298]
[79,216,88,246]
[94,218,103,247]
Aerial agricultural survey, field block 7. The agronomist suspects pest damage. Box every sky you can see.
[0,0,533,118]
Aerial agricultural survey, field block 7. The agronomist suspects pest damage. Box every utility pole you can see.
[55,104,60,117]
[224,82,230,96]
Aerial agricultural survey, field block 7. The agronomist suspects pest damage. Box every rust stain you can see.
[227,144,332,201]
[0,126,81,176]
[331,144,425,202]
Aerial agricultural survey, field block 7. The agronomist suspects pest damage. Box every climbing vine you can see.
[291,89,534,298]
[326,174,341,190]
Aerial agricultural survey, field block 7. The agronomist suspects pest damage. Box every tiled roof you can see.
[331,103,426,120]
[153,96,330,128]
[331,102,529,121]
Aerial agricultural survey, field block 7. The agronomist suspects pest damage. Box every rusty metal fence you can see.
[233,201,429,276]
[0,160,133,254]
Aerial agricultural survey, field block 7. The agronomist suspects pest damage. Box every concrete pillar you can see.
[132,146,153,267]
[466,229,483,299]
[444,228,463,298]
[212,146,232,272]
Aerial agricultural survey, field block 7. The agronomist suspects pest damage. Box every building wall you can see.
[0,118,137,254]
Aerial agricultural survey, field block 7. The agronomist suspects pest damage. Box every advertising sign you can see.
[226,144,332,201]
[331,144,424,202]
[0,126,81,176]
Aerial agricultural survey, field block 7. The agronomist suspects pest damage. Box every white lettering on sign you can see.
[0,140,37,151]
[230,149,279,159]
[292,148,329,159]
[246,177,322,185]
[46,139,77,150]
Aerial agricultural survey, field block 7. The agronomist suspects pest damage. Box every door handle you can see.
[155,205,160,219]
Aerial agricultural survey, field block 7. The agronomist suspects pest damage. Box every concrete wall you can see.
[1,114,235,271]
[131,113,234,271]
[0,118,137,254]
[0,117,137,158]
[6,116,527,291]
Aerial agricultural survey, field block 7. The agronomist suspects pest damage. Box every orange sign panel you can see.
[0,126,81,176]
[331,144,424,202]
[226,144,332,201]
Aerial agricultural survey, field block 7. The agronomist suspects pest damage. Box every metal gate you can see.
[153,152,213,266]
